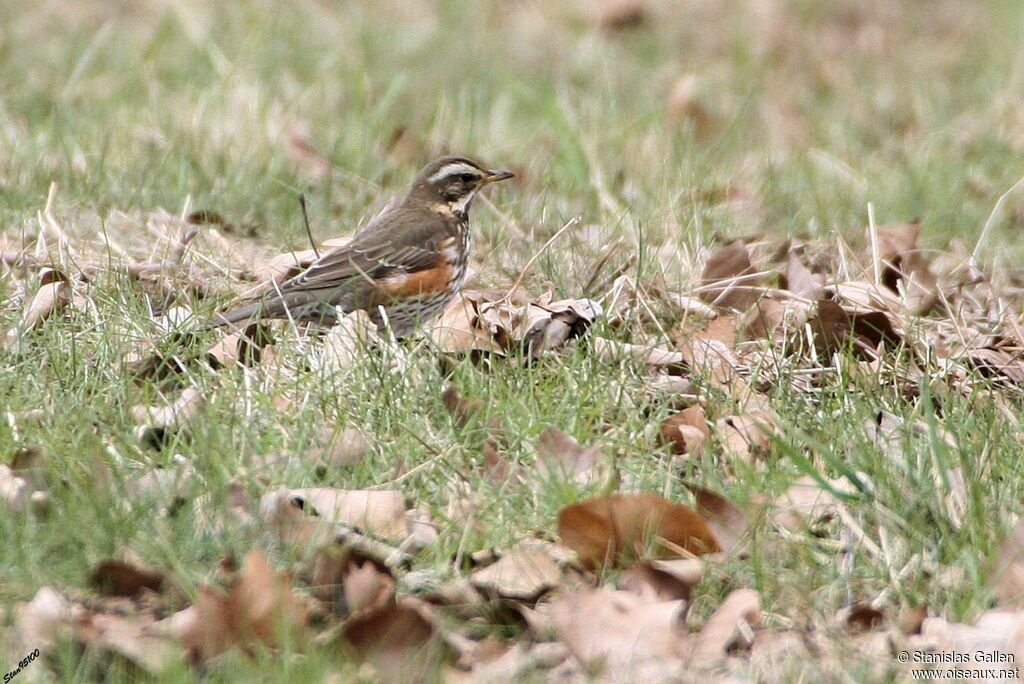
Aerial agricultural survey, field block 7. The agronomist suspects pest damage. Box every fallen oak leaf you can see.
[659,405,708,456]
[181,549,309,662]
[557,493,719,570]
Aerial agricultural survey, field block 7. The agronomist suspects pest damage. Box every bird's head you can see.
[406,156,514,217]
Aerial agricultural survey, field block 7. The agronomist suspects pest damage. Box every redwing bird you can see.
[213,156,514,337]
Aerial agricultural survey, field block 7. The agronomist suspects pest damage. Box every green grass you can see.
[3,0,1024,680]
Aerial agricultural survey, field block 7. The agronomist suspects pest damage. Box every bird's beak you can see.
[483,169,515,184]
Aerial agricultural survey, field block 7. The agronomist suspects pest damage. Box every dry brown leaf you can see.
[308,545,396,615]
[872,221,938,315]
[700,243,763,311]
[969,348,1024,385]
[75,611,185,672]
[535,428,605,484]
[659,405,708,455]
[429,291,600,356]
[808,299,902,360]
[557,493,719,569]
[441,385,486,427]
[552,587,686,678]
[716,413,775,463]
[786,250,825,300]
[90,560,166,597]
[620,558,703,603]
[686,484,748,555]
[481,439,522,486]
[342,597,445,681]
[22,279,71,329]
[182,550,308,662]
[429,294,505,354]
[470,542,562,600]
[991,517,1024,607]
[686,588,762,667]
[743,298,812,339]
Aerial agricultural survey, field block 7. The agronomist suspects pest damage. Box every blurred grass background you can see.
[3,0,1024,268]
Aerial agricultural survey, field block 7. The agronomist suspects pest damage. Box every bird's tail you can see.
[204,301,266,331]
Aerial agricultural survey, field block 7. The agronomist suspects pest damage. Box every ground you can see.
[2,1,1024,681]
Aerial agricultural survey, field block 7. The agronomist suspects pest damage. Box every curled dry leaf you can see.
[535,427,605,485]
[308,545,396,615]
[470,542,562,601]
[441,385,485,427]
[743,298,812,339]
[206,322,272,369]
[716,412,775,463]
[22,279,71,329]
[660,405,708,456]
[807,300,901,359]
[686,588,762,667]
[620,558,704,603]
[873,221,938,315]
[429,290,601,357]
[181,550,309,662]
[686,484,748,556]
[557,493,719,570]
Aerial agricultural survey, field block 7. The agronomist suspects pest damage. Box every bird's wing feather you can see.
[278,205,451,294]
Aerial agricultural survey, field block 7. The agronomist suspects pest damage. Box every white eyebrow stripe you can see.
[428,162,482,184]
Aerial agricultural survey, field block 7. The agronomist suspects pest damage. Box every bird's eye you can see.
[459,173,477,183]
